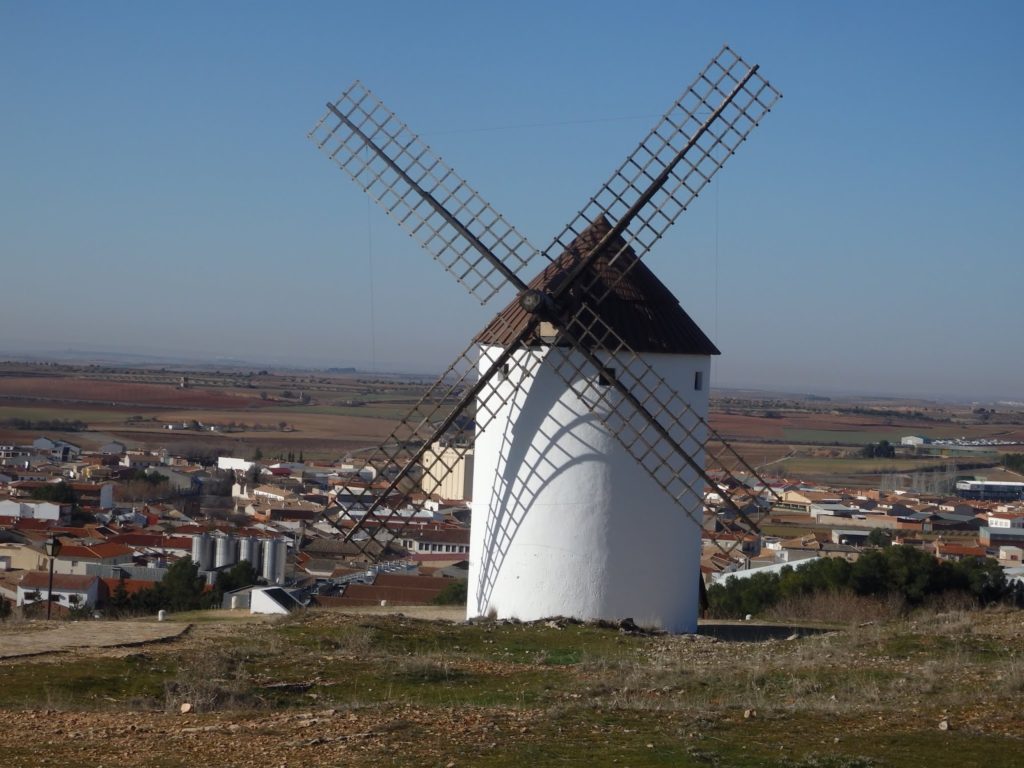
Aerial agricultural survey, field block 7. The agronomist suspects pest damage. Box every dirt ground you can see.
[0,607,1022,768]
[0,620,191,660]
[0,377,264,409]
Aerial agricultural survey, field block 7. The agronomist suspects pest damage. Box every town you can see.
[2,417,1022,619]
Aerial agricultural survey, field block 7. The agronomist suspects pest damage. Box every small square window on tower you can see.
[694,371,704,391]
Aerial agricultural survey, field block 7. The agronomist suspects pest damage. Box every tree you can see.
[1003,453,1024,474]
[861,440,896,459]
[30,481,78,505]
[108,579,131,616]
[707,545,1018,619]
[867,528,893,548]
[159,557,206,612]
[210,560,261,607]
[432,580,468,605]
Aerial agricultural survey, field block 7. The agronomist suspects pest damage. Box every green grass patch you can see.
[0,405,127,425]
[3,608,1022,766]
[0,654,170,709]
[287,404,415,420]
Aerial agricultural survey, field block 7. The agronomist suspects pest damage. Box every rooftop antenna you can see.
[308,45,781,631]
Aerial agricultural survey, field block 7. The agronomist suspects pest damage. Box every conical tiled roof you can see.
[475,215,719,355]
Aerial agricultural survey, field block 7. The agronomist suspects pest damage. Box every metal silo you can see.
[238,537,262,573]
[261,538,285,584]
[214,533,237,569]
[191,532,213,570]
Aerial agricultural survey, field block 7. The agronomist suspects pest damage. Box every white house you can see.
[17,572,101,609]
[53,543,135,575]
[218,456,254,473]
[32,437,82,461]
[0,499,65,521]
[988,512,1024,529]
[998,546,1023,564]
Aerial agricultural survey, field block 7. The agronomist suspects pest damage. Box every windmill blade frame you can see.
[322,310,549,557]
[309,81,544,304]
[548,45,780,306]
[309,45,781,569]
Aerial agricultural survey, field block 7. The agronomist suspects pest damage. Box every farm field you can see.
[0,363,441,460]
[1,362,1022,478]
[712,411,1024,445]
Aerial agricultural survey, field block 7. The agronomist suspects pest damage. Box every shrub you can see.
[432,580,468,606]
[708,546,1017,620]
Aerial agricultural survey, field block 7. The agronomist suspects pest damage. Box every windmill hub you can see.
[517,289,549,315]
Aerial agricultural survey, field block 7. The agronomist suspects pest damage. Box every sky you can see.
[1,1,1021,401]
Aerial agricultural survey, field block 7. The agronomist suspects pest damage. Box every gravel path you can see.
[0,620,190,659]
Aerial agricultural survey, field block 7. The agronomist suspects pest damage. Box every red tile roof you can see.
[19,571,98,591]
[99,577,158,595]
[476,215,718,355]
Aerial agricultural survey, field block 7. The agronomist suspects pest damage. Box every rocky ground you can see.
[0,607,1021,767]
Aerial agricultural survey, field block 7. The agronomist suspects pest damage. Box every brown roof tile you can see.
[20,571,98,591]
[476,215,718,355]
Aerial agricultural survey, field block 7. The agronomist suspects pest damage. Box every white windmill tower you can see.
[308,46,781,632]
[469,216,719,630]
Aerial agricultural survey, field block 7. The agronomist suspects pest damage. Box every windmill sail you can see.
[309,82,543,304]
[549,45,780,305]
[310,45,781,578]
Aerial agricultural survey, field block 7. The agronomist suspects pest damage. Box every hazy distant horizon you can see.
[2,3,1021,405]
[1,343,1016,406]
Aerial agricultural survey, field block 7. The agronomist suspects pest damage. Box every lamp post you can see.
[43,535,62,620]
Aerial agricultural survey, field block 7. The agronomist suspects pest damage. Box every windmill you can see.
[309,45,781,632]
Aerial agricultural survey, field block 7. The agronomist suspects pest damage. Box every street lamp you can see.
[42,535,62,620]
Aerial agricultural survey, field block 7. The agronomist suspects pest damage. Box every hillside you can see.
[0,606,1021,767]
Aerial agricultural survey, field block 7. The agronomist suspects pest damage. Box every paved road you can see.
[0,620,190,659]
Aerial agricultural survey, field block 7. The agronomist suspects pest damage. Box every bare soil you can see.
[0,607,1021,767]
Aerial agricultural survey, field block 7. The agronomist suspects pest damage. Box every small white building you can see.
[900,435,929,446]
[419,442,474,501]
[17,572,101,609]
[0,499,64,521]
[218,456,255,473]
[988,512,1024,529]
[998,546,1023,564]
[33,437,82,461]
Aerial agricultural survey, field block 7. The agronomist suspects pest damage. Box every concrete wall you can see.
[420,443,474,501]
[0,543,48,571]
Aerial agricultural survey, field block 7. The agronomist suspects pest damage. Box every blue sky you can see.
[1,1,1021,400]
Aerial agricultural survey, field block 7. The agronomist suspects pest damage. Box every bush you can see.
[708,546,1017,620]
[432,580,468,606]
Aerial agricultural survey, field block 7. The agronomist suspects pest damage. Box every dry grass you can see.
[163,644,265,713]
[2,607,1023,766]
[763,591,906,625]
